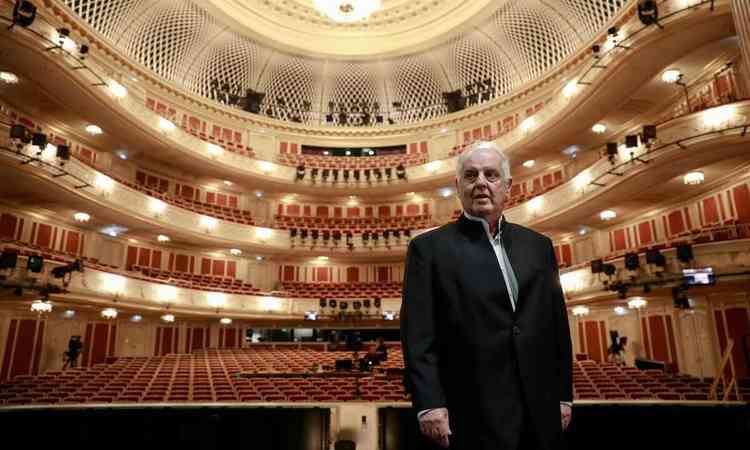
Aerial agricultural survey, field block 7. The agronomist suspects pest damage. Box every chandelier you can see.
[314,0,382,23]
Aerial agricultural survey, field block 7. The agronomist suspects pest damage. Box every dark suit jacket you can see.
[401,215,573,450]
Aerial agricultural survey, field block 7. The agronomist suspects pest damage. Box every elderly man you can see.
[401,142,573,450]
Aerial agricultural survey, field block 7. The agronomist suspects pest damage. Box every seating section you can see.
[1,239,119,272]
[0,346,409,405]
[278,153,426,170]
[130,266,263,295]
[115,177,256,225]
[573,360,747,401]
[279,282,402,299]
[2,351,747,406]
[276,214,432,234]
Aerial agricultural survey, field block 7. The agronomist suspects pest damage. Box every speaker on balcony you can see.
[676,244,693,263]
[443,90,465,113]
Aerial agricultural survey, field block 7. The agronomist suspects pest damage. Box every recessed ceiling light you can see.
[0,71,19,84]
[683,171,704,185]
[130,314,142,322]
[220,318,232,325]
[255,255,264,261]
[522,160,535,168]
[661,69,682,84]
[73,212,90,222]
[223,180,232,186]
[157,234,170,242]
[85,124,103,135]
[161,314,175,323]
[115,149,128,160]
[592,123,607,134]
[600,210,617,221]
[108,80,127,98]
[255,191,263,198]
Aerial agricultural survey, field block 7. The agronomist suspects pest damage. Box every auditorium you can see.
[0,0,748,449]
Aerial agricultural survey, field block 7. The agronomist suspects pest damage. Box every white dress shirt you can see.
[416,212,570,419]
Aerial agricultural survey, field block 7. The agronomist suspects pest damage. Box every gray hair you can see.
[455,141,512,182]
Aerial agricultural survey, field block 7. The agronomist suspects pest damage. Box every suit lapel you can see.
[503,223,532,317]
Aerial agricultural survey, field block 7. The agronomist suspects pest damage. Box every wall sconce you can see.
[255,227,273,242]
[201,215,218,232]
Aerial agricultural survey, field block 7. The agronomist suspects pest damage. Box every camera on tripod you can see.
[62,335,83,369]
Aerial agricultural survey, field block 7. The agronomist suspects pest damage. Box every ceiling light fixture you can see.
[31,299,53,314]
[73,212,90,222]
[600,210,617,221]
[161,314,175,323]
[101,308,118,319]
[230,248,242,256]
[661,69,682,84]
[220,318,232,325]
[85,124,103,135]
[522,160,535,168]
[592,123,607,134]
[157,234,170,242]
[683,171,704,185]
[0,71,19,84]
[314,0,382,23]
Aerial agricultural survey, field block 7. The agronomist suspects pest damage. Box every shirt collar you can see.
[462,211,504,239]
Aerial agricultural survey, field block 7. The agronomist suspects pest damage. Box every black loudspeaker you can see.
[443,90,465,113]
[603,264,617,276]
[0,251,18,269]
[643,125,657,141]
[606,142,618,156]
[625,134,639,148]
[242,90,265,114]
[591,259,604,274]
[329,299,337,308]
[340,301,348,310]
[373,298,381,308]
[624,252,640,270]
[363,299,371,308]
[319,299,327,308]
[32,133,47,148]
[56,145,70,160]
[676,244,693,262]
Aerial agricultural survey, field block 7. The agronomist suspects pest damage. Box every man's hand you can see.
[419,407,451,448]
[560,403,572,431]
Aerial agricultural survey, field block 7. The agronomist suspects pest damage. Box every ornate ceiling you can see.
[61,0,629,125]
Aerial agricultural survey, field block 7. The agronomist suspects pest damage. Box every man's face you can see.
[455,149,511,220]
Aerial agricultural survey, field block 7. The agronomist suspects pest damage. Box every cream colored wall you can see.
[332,403,380,450]
[38,315,87,374]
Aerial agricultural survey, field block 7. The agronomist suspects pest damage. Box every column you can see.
[731,0,750,86]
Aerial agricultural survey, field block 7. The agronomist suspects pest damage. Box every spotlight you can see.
[27,255,44,273]
[624,252,640,270]
[51,259,83,279]
[78,44,89,59]
[0,250,18,269]
[591,44,601,58]
[603,263,616,276]
[11,1,37,28]
[32,132,48,149]
[676,244,693,263]
[642,125,657,144]
[646,249,665,267]
[10,124,32,143]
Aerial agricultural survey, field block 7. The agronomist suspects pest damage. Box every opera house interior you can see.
[0,0,748,448]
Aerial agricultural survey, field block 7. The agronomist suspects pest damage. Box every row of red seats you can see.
[277,153,426,169]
